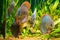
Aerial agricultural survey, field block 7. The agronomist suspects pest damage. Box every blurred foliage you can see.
[1,0,60,39]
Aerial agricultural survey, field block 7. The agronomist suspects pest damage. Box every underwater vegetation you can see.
[0,0,60,40]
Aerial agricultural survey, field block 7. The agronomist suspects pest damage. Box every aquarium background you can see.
[0,0,60,40]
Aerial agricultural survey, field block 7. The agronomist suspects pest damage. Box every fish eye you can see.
[50,23,52,27]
